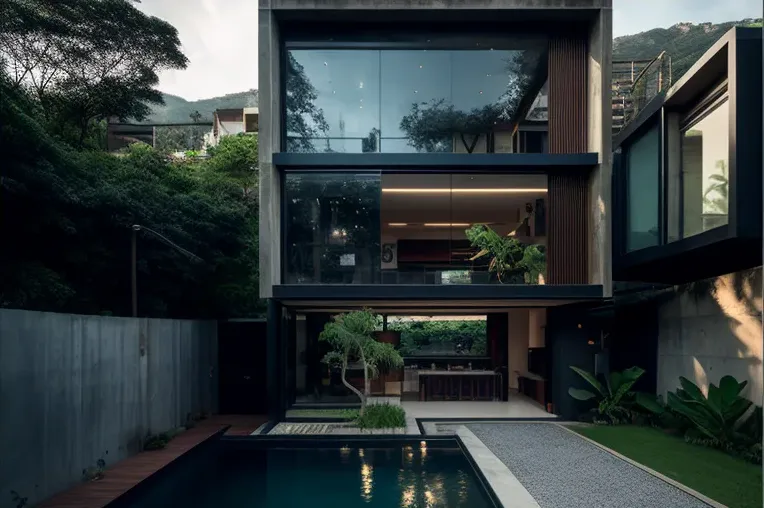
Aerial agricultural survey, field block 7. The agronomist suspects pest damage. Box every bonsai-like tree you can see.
[319,309,403,415]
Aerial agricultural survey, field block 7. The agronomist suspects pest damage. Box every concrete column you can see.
[587,6,613,296]
[258,7,282,298]
[507,309,530,390]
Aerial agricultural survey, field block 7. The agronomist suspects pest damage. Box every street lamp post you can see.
[130,224,203,318]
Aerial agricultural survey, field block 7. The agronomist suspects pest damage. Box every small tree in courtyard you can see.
[319,309,403,415]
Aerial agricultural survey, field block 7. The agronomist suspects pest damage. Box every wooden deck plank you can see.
[38,415,267,508]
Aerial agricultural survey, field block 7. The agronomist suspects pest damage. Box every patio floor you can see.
[402,393,554,420]
[37,414,267,508]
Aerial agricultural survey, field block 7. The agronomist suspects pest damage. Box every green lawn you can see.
[572,425,762,508]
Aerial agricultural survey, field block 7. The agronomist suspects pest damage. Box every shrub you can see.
[355,403,406,429]
[144,428,183,451]
[568,366,646,424]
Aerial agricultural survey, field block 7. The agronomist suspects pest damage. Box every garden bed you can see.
[571,425,762,508]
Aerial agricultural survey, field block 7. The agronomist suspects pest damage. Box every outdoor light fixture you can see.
[381,188,547,194]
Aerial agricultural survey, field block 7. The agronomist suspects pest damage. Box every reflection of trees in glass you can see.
[391,319,487,356]
[399,50,543,153]
[703,160,728,214]
[362,128,380,153]
[286,54,329,152]
[286,175,380,283]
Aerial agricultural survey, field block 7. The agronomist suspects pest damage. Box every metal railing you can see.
[612,52,672,133]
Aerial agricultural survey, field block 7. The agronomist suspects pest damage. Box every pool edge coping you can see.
[455,426,541,508]
[555,423,725,508]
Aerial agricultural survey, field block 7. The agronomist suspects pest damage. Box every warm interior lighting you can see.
[381,188,547,194]
[423,223,470,227]
[388,223,408,227]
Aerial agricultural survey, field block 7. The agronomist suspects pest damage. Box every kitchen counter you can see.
[417,370,497,376]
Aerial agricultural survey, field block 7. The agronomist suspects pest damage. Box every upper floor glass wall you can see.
[625,122,660,251]
[676,97,730,239]
[285,39,548,154]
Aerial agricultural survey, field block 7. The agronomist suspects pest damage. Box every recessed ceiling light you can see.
[424,223,471,227]
[388,223,408,227]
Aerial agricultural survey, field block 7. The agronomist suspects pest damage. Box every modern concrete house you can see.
[607,27,762,409]
[258,0,618,420]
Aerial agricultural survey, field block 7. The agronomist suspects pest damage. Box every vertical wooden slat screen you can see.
[548,36,588,154]
[548,174,588,284]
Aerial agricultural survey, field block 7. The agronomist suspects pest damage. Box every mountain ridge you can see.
[144,18,761,124]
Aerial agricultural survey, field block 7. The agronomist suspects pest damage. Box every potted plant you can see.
[465,224,545,284]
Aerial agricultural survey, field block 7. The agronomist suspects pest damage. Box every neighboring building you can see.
[204,107,259,147]
[609,28,762,406]
[259,0,613,419]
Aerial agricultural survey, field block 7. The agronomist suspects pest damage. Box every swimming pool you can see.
[111,436,497,508]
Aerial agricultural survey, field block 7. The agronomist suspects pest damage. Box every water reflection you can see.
[360,462,374,502]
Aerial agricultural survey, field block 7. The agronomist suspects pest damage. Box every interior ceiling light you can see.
[423,223,470,227]
[382,188,547,194]
[388,223,408,226]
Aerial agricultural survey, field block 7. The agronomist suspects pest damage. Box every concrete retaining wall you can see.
[656,267,763,404]
[0,309,218,508]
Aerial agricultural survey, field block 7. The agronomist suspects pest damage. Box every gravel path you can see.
[465,423,711,508]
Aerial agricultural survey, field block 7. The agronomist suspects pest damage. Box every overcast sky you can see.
[137,0,762,101]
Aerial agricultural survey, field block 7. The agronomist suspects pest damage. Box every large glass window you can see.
[284,172,382,284]
[285,39,547,153]
[679,98,730,238]
[625,122,660,251]
[389,316,487,357]
[283,172,548,284]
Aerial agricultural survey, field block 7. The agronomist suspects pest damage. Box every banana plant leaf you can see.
[569,388,597,401]
[570,366,607,398]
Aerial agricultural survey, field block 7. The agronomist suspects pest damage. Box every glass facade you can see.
[625,122,660,251]
[285,41,547,153]
[678,99,730,238]
[283,172,548,284]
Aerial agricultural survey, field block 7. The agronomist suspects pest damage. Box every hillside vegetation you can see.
[614,18,762,82]
[145,18,760,124]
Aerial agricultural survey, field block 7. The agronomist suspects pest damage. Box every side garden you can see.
[568,366,762,508]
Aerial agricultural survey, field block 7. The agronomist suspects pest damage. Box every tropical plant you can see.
[568,366,646,424]
[319,309,404,416]
[465,224,545,284]
[703,160,728,215]
[664,375,754,446]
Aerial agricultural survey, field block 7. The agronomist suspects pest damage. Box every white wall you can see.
[656,267,763,404]
[528,308,546,348]
[508,309,530,390]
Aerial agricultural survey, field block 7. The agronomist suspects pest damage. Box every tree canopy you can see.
[1,1,263,319]
[1,0,187,146]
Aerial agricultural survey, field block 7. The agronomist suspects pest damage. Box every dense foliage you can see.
[389,319,487,356]
[0,1,263,318]
[613,19,762,83]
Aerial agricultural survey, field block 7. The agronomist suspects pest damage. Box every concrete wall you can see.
[0,310,218,508]
[656,267,763,404]
[587,5,613,296]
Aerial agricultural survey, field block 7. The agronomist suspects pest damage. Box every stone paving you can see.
[267,422,408,435]
[462,423,711,508]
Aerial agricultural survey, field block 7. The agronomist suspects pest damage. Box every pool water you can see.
[124,442,494,508]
